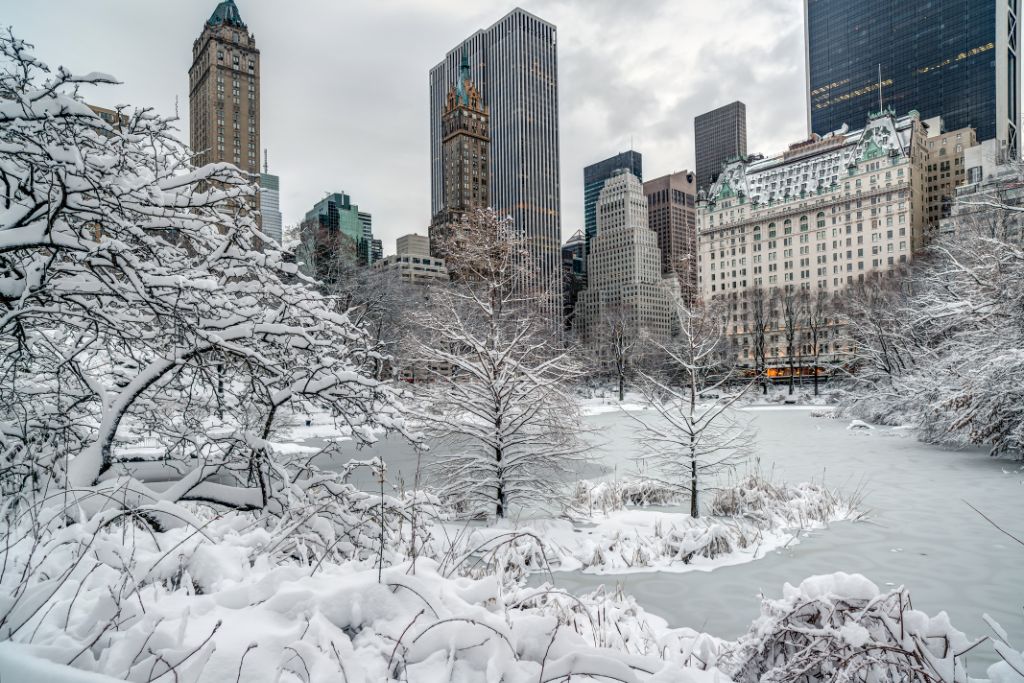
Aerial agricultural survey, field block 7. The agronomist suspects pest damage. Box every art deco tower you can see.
[429,46,491,272]
[189,1,261,179]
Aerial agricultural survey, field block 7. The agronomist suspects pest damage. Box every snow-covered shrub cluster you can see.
[570,477,685,513]
[710,471,861,530]
[840,193,1024,458]
[453,475,859,577]
[721,573,1003,683]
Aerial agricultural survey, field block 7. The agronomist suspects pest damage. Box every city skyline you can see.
[8,1,809,255]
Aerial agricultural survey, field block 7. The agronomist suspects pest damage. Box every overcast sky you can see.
[9,0,808,255]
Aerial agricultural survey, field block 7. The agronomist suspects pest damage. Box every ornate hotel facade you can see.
[696,110,929,366]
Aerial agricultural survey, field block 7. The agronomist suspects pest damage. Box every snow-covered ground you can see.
[282,399,1024,675]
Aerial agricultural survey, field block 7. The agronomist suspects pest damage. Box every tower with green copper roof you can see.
[189,0,261,223]
[428,43,491,277]
[207,0,247,28]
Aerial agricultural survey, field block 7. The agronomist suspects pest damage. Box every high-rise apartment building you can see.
[429,8,562,319]
[644,171,698,304]
[576,171,679,347]
[696,110,929,367]
[805,0,1021,157]
[695,101,747,192]
[189,1,260,177]
[259,155,283,245]
[429,46,490,273]
[583,151,643,255]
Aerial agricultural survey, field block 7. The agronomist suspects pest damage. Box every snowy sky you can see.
[8,0,808,255]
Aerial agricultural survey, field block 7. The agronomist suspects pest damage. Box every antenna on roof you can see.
[263,148,268,174]
[878,63,883,114]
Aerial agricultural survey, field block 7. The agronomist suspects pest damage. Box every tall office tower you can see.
[644,171,698,304]
[805,0,1021,158]
[583,151,643,257]
[561,229,586,330]
[428,46,491,274]
[576,171,680,347]
[695,101,747,192]
[189,1,260,183]
[259,153,283,245]
[429,8,562,319]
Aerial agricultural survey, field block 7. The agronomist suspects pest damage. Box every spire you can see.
[208,0,247,28]
[456,43,471,106]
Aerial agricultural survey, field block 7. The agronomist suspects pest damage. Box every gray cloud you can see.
[6,0,808,253]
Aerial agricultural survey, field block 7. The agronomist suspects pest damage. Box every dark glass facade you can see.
[807,0,998,142]
[583,151,642,251]
[694,101,747,192]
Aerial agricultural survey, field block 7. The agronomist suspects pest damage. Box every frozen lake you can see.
[285,402,1024,673]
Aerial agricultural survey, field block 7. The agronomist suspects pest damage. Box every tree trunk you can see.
[690,449,699,518]
[618,371,625,402]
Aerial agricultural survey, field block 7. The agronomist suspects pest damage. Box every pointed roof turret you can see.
[456,43,471,106]
[208,0,247,28]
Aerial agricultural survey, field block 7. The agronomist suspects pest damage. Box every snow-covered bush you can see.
[710,471,860,530]
[569,478,684,513]
[722,573,986,683]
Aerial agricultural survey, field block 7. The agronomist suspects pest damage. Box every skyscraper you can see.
[300,192,379,283]
[805,0,1020,157]
[429,46,491,275]
[189,1,260,175]
[644,171,698,304]
[695,101,747,192]
[576,171,679,347]
[429,8,562,319]
[583,151,642,255]
[259,153,283,245]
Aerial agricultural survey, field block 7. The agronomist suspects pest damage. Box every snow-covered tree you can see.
[747,285,773,395]
[411,208,585,518]
[800,288,833,396]
[592,302,642,402]
[632,301,754,518]
[840,172,1024,457]
[0,31,410,525]
[778,286,803,395]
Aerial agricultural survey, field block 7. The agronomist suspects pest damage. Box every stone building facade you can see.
[696,110,929,368]
[429,46,490,278]
[644,171,698,305]
[577,171,680,348]
[189,1,260,218]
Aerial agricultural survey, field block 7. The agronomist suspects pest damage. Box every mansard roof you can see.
[706,109,919,206]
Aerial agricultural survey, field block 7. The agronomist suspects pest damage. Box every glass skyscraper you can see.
[694,102,746,192]
[583,151,642,255]
[258,171,282,245]
[805,0,1020,156]
[429,8,562,322]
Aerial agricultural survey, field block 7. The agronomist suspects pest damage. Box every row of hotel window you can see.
[706,257,909,291]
